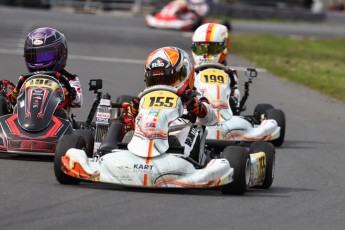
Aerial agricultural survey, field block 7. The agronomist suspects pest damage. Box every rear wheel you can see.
[253,104,274,123]
[72,129,95,157]
[265,109,286,147]
[54,135,87,185]
[249,141,275,189]
[221,146,250,195]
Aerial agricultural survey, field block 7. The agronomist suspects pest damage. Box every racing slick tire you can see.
[115,95,135,118]
[220,146,251,195]
[54,134,87,185]
[249,141,275,189]
[72,129,95,157]
[265,109,286,147]
[253,103,274,123]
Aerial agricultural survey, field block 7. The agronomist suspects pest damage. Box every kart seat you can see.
[99,122,122,152]
[168,135,181,146]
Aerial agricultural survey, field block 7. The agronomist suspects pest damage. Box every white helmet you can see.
[192,23,230,65]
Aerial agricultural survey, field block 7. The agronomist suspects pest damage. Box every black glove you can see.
[69,87,77,100]
[186,97,207,118]
[130,97,140,117]
[229,96,240,115]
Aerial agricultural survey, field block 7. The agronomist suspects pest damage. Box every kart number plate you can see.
[25,78,60,90]
[200,69,228,85]
[142,91,178,109]
[251,151,266,184]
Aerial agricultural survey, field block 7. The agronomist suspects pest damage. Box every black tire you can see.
[221,146,250,195]
[265,109,286,147]
[0,96,9,116]
[115,95,135,118]
[249,141,275,189]
[72,129,95,157]
[54,135,87,185]
[253,103,274,123]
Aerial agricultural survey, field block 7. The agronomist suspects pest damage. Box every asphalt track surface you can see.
[0,6,345,230]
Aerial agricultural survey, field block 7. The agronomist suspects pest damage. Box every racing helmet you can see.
[191,23,230,65]
[24,27,68,72]
[145,47,195,92]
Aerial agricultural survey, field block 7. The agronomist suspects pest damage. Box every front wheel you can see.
[249,141,275,189]
[253,103,274,123]
[221,146,250,195]
[54,134,87,185]
[265,109,286,147]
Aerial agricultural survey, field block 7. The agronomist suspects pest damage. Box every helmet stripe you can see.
[165,47,179,66]
[205,23,215,42]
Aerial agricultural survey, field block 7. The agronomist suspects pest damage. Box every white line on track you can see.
[0,48,266,72]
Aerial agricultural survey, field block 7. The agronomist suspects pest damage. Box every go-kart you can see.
[145,0,231,31]
[194,63,286,147]
[54,85,275,195]
[0,71,92,156]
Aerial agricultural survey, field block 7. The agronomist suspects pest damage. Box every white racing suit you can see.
[60,69,83,108]
[170,97,217,165]
[68,76,83,108]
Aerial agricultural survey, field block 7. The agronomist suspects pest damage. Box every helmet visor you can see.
[25,47,59,63]
[145,68,186,87]
[192,42,225,56]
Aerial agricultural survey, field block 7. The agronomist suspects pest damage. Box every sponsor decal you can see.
[96,117,109,123]
[152,70,164,76]
[151,58,168,69]
[109,174,133,182]
[33,39,43,45]
[33,89,44,96]
[33,99,39,108]
[145,121,156,128]
[148,109,160,116]
[185,127,197,147]
[133,164,154,173]
[96,112,111,119]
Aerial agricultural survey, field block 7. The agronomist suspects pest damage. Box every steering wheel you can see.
[194,63,229,72]
[16,71,74,110]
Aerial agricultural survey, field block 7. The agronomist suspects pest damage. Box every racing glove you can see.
[229,95,240,115]
[130,97,140,117]
[186,97,208,118]
[8,87,19,105]
[69,87,77,100]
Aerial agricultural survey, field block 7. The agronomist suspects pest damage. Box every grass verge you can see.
[231,34,345,102]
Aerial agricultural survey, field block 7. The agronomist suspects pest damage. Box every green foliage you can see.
[232,34,345,102]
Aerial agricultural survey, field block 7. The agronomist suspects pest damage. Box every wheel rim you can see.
[271,154,275,180]
[245,158,251,187]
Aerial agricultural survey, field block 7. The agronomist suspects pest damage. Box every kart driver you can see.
[130,46,217,165]
[160,0,209,21]
[191,23,241,115]
[8,27,82,117]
